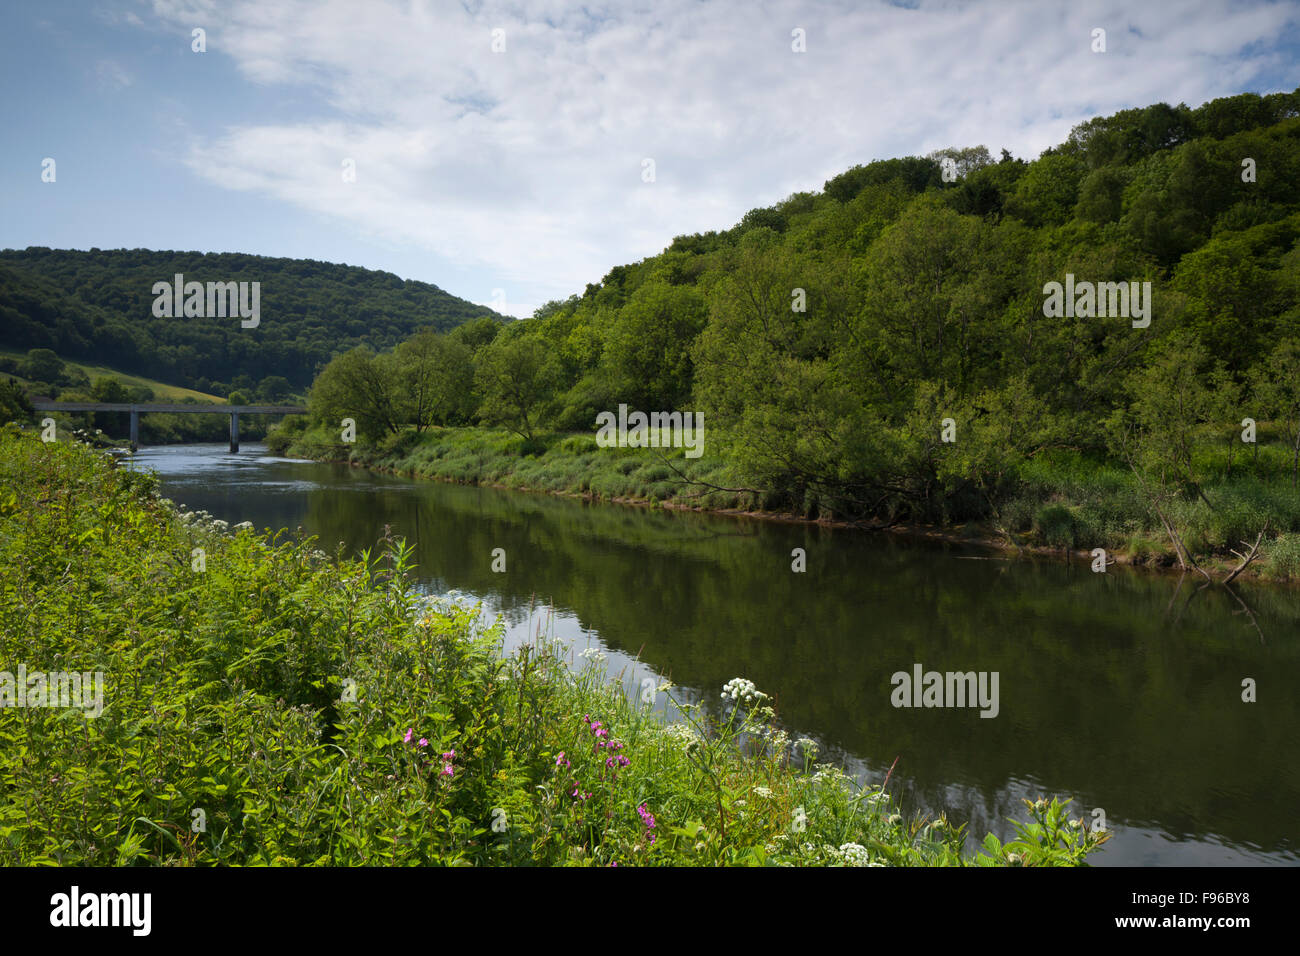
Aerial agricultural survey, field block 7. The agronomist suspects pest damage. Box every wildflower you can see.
[556,751,570,768]
[418,738,428,748]
[753,786,774,799]
[441,764,454,778]
[839,843,871,867]
[403,728,413,744]
[795,737,820,758]
[442,750,455,760]
[637,803,657,844]
[721,677,770,709]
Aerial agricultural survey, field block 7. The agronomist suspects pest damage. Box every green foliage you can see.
[474,331,562,441]
[0,428,1101,866]
[0,250,506,393]
[0,378,33,424]
[1034,504,1077,549]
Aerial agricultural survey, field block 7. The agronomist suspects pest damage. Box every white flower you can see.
[768,730,790,758]
[579,647,607,664]
[752,786,774,799]
[721,677,770,709]
[839,843,871,866]
[795,737,820,758]
[233,521,253,532]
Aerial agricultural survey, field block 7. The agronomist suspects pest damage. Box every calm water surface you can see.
[134,443,1300,866]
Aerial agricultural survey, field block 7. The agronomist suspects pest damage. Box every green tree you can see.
[1255,339,1300,488]
[0,378,33,424]
[392,331,473,431]
[473,331,560,441]
[307,348,401,442]
[22,349,64,383]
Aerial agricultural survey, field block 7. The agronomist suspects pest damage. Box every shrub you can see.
[1034,504,1076,549]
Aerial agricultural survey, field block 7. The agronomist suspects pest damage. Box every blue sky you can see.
[2,0,1299,317]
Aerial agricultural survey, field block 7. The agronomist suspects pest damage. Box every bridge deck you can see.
[30,402,307,452]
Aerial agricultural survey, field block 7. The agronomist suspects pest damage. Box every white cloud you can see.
[144,0,1300,305]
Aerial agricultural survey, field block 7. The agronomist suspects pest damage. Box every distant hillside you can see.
[0,248,506,393]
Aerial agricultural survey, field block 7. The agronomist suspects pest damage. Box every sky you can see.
[2,0,1298,318]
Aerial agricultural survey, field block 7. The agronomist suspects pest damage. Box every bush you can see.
[1034,504,1076,549]
[1266,532,1300,579]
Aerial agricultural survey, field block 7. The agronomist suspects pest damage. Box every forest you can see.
[275,88,1300,575]
[0,248,505,395]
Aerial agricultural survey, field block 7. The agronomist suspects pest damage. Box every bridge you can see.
[30,402,308,453]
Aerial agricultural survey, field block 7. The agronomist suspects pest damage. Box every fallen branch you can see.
[1222,526,1267,586]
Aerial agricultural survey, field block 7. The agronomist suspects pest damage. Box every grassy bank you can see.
[271,420,1300,584]
[0,424,1103,866]
[270,420,754,509]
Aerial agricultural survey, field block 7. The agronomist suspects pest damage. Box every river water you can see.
[133,443,1300,866]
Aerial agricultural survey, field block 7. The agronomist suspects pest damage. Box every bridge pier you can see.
[129,408,139,452]
[229,411,239,453]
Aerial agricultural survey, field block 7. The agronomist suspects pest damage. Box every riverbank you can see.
[0,425,1105,866]
[270,421,1300,585]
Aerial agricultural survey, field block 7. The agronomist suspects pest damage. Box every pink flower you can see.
[441,750,455,760]
[441,764,454,777]
[418,738,428,747]
[403,728,413,744]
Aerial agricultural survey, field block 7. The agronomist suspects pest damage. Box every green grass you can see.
[273,421,760,512]
[0,348,224,402]
[0,424,1104,866]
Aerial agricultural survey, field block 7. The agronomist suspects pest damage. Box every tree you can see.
[0,378,33,424]
[473,331,560,441]
[392,331,473,431]
[599,279,707,411]
[1003,154,1087,227]
[257,375,293,403]
[1255,339,1300,488]
[307,348,402,442]
[23,348,64,383]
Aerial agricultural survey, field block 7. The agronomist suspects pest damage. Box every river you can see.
[132,443,1300,866]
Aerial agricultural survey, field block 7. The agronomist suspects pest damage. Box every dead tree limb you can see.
[1222,527,1266,586]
